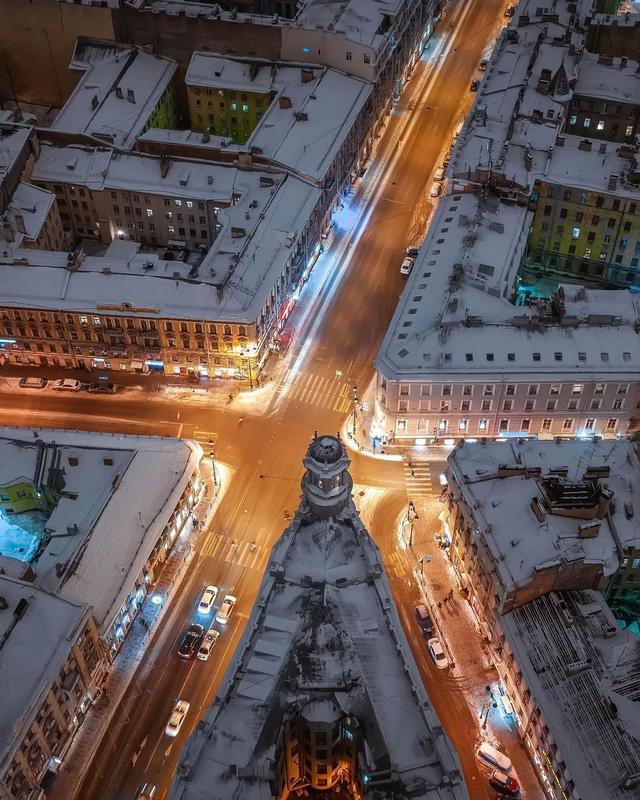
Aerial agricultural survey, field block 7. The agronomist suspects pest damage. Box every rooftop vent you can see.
[127,88,135,103]
[608,173,619,191]
[278,96,292,109]
[68,455,79,466]
[578,139,592,151]
[115,86,123,99]
[91,94,99,111]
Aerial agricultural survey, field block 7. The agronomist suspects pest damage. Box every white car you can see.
[427,637,449,669]
[216,594,237,625]
[429,181,442,198]
[52,379,82,392]
[19,377,47,389]
[433,167,445,182]
[198,585,218,615]
[400,257,414,277]
[165,699,190,737]
[197,629,221,661]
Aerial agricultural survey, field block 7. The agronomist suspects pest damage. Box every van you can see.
[477,741,512,772]
[53,379,82,392]
[415,604,434,635]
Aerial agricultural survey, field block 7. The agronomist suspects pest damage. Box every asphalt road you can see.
[0,1,538,798]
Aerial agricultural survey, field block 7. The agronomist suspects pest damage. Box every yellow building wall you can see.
[0,480,49,514]
[186,84,274,144]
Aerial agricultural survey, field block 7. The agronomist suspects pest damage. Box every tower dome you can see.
[301,434,353,519]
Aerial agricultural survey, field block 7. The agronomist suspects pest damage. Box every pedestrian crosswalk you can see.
[201,533,266,571]
[192,428,218,456]
[286,373,353,414]
[402,460,433,497]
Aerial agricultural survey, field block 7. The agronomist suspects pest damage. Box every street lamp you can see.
[351,384,359,437]
[208,438,218,487]
[405,499,419,548]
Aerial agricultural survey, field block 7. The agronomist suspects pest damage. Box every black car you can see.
[177,624,204,659]
[88,382,118,394]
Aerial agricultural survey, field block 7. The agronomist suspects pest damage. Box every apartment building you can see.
[1,183,66,252]
[185,55,277,142]
[31,145,221,250]
[373,192,640,445]
[0,576,106,800]
[442,440,640,800]
[449,0,640,289]
[51,44,178,150]
[0,164,323,379]
[0,429,203,660]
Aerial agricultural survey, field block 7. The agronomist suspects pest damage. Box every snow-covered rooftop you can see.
[574,51,640,105]
[294,0,399,47]
[0,182,55,247]
[501,590,640,800]
[51,47,177,150]
[186,54,276,93]
[0,429,200,634]
[0,124,31,190]
[171,442,467,800]
[375,192,640,382]
[446,440,640,595]
[4,153,320,323]
[0,575,88,772]
[450,0,639,199]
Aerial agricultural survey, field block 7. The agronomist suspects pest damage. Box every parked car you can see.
[198,585,219,615]
[177,624,204,659]
[427,637,449,669]
[489,770,520,797]
[479,58,489,71]
[429,181,443,198]
[400,256,414,278]
[406,246,420,258]
[477,741,512,772]
[52,379,82,392]
[18,377,47,389]
[197,629,221,661]
[135,783,157,800]
[433,167,445,182]
[165,700,190,737]
[216,594,237,625]
[470,79,481,92]
[415,604,434,636]
[88,382,118,394]
[505,4,515,15]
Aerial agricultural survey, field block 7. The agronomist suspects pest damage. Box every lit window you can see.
[572,384,582,395]
[93,316,101,325]
[146,208,153,217]
[230,102,237,111]
[569,115,577,125]
[583,117,591,128]
[80,315,88,323]
[302,46,310,54]
[458,419,468,431]
[478,419,487,431]
[572,227,580,239]
[175,200,182,207]
[625,125,633,137]
[596,120,605,131]
[242,103,249,113]
[186,201,193,208]
[168,225,175,233]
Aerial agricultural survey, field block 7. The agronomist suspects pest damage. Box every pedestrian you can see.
[410,469,415,479]
[437,601,443,610]
[228,393,233,404]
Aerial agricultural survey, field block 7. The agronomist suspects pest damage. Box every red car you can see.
[490,771,520,797]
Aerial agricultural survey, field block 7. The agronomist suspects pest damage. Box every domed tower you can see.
[301,434,353,519]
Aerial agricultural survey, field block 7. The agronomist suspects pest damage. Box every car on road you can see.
[415,604,434,636]
[406,246,420,258]
[87,382,118,394]
[429,181,443,198]
[52,379,82,392]
[177,623,204,659]
[216,594,237,625]
[479,58,489,71]
[197,629,221,661]
[433,167,445,182]
[135,783,157,799]
[505,3,515,15]
[18,377,47,389]
[198,585,219,615]
[477,741,512,772]
[470,79,481,92]
[489,770,520,797]
[427,637,449,669]
[165,700,190,737]
[400,256,414,278]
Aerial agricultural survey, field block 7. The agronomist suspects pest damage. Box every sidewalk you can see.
[47,460,228,800]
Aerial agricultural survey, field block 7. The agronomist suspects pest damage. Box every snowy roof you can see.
[10,150,320,323]
[294,0,400,47]
[574,52,640,105]
[375,192,640,382]
[170,457,467,799]
[501,590,640,800]
[137,127,230,150]
[186,54,276,92]
[0,183,55,247]
[0,428,200,633]
[246,62,372,183]
[446,440,640,594]
[0,575,89,772]
[51,47,177,150]
[0,124,31,189]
